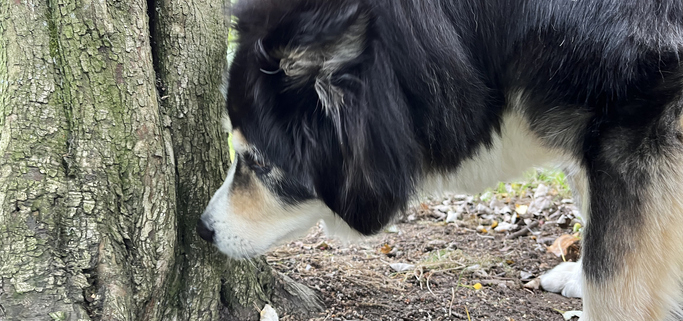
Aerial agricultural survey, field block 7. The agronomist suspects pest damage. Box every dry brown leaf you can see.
[380,243,393,254]
[523,278,541,290]
[317,241,330,250]
[547,234,580,257]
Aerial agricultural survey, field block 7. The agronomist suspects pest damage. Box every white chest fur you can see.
[422,112,567,195]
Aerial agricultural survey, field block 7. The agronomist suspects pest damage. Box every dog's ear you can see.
[273,2,420,236]
[273,1,368,124]
[309,44,422,236]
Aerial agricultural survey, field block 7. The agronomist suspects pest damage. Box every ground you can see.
[269,172,584,321]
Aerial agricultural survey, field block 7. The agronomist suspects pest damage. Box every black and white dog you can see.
[197,0,683,319]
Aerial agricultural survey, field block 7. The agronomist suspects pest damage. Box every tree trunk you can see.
[0,1,320,321]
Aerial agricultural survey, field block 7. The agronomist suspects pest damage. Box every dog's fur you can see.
[198,1,683,319]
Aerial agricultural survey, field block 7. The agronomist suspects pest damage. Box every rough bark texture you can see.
[0,1,320,320]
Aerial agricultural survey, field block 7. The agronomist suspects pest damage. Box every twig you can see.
[426,272,436,297]
[448,287,455,317]
[359,301,392,309]
[506,221,540,239]
[455,269,466,293]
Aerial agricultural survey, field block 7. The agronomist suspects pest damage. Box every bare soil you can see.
[269,184,583,321]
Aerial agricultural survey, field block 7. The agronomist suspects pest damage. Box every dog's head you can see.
[197,0,421,258]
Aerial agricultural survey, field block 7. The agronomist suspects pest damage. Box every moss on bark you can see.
[0,1,320,320]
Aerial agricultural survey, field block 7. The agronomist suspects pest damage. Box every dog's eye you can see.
[243,152,271,175]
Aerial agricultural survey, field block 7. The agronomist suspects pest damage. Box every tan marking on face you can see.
[228,164,285,225]
[226,129,286,224]
[231,171,265,220]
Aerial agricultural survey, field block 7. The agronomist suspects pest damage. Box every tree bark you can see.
[0,1,320,320]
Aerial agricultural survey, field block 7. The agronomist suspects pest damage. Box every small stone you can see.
[520,271,533,280]
[475,203,491,214]
[384,225,399,233]
[534,184,548,198]
[445,210,460,222]
[433,205,451,212]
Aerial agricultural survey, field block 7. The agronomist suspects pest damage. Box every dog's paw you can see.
[540,261,583,298]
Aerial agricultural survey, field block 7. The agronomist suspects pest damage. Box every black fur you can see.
[226,0,683,285]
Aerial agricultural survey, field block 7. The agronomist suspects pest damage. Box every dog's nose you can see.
[196,219,215,243]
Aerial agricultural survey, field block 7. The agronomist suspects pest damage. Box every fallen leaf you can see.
[562,310,583,320]
[480,190,493,202]
[490,220,499,229]
[433,205,451,212]
[523,278,541,290]
[528,197,552,213]
[547,234,580,257]
[473,283,483,290]
[494,222,517,232]
[260,304,279,321]
[390,263,415,272]
[573,222,582,233]
[515,204,528,215]
[380,243,393,254]
[317,241,330,250]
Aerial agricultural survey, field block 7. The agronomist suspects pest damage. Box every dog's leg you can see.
[579,126,683,321]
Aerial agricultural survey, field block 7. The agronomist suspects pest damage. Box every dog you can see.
[196,0,683,320]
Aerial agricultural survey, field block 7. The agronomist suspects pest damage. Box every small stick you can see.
[426,272,436,297]
[506,221,540,239]
[448,287,455,317]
